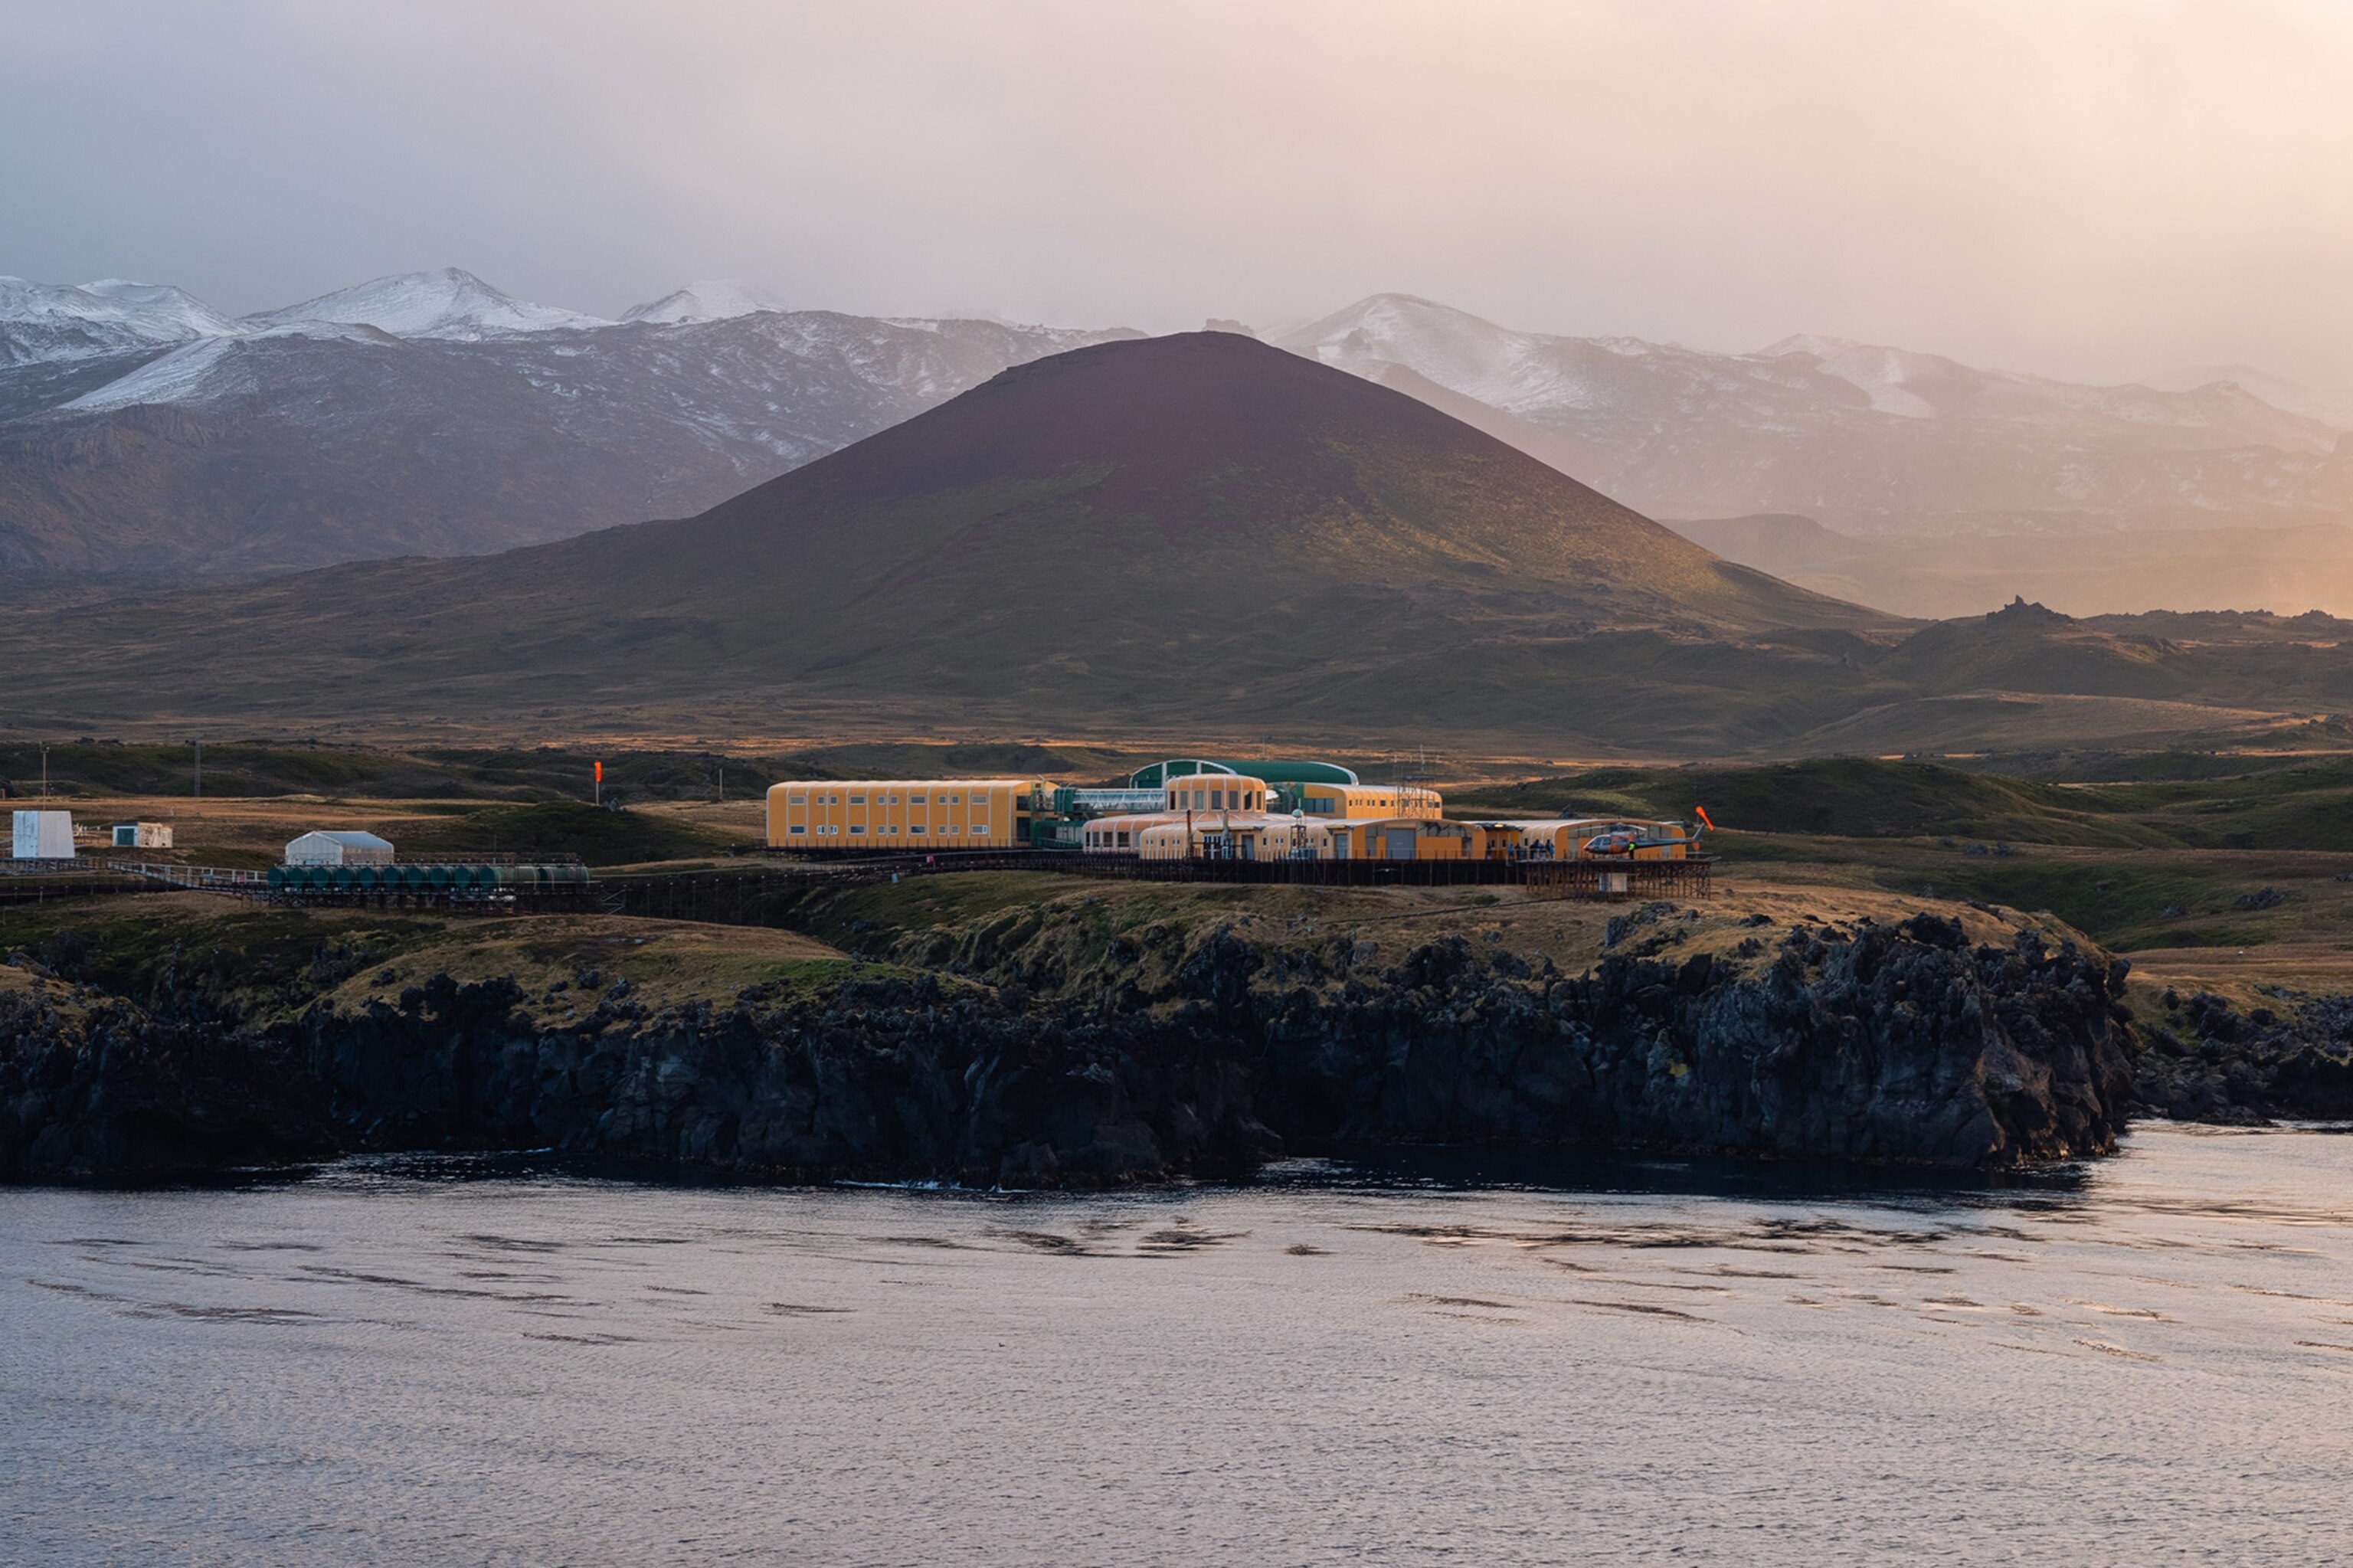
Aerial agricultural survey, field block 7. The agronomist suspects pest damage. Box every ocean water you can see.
[3,1127,2350,1566]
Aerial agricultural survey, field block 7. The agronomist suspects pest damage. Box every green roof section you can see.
[1128,758,1360,789]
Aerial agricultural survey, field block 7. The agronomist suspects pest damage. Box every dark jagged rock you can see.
[1251,918,2133,1167]
[5,908,2145,1184]
[2132,990,2353,1124]
[0,984,336,1180]
[292,971,1277,1187]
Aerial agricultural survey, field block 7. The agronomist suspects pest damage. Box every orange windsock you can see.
[1694,805,1716,831]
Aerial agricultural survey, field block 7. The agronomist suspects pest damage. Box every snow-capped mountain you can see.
[0,268,1139,578]
[0,276,244,365]
[1282,295,2348,536]
[621,280,786,326]
[5,268,2349,591]
[244,267,614,340]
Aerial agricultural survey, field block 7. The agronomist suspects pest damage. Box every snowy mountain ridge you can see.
[4,269,2350,585]
[244,267,615,340]
[1278,293,2350,533]
[620,280,786,326]
[0,276,245,365]
[0,283,1146,578]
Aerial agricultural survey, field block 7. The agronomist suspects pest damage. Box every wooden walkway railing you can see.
[2,849,1712,923]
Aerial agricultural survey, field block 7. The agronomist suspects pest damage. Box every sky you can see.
[4,0,2351,388]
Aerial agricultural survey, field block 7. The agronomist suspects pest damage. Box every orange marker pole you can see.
[594,759,604,806]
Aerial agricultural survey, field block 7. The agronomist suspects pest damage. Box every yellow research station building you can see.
[1111,771,1470,862]
[1150,771,1439,821]
[767,778,1052,849]
[766,761,1699,863]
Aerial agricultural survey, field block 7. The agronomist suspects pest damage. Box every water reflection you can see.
[1263,1143,2096,1201]
[4,1124,2349,1566]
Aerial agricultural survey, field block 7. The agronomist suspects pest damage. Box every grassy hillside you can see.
[0,739,1147,805]
[391,801,739,866]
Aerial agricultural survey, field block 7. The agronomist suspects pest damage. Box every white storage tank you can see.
[284,830,394,867]
[111,821,174,849]
[11,810,75,861]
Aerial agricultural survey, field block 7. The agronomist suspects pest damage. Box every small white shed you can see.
[284,830,394,867]
[11,810,75,861]
[112,821,175,849]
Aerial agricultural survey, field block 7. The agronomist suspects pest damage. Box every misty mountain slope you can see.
[0,352,171,423]
[0,270,1140,579]
[1669,511,2353,621]
[2144,363,2353,430]
[0,332,1906,750]
[1281,294,2353,536]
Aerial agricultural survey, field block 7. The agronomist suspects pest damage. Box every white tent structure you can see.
[284,830,394,867]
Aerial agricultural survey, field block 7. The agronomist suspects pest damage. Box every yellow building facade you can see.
[764,764,1701,866]
[1157,773,1271,813]
[767,778,1052,849]
[1296,782,1442,820]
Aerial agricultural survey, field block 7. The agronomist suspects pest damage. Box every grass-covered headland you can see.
[4,745,2351,1184]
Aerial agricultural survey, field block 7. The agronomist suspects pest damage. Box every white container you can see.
[11,810,75,860]
[112,822,175,849]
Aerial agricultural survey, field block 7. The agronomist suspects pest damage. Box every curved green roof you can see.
[1129,758,1360,789]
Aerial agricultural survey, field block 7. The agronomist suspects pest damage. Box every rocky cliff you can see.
[2,902,2140,1183]
[2132,988,2353,1123]
[0,980,336,1179]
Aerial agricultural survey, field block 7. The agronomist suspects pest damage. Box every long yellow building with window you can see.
[767,778,1051,849]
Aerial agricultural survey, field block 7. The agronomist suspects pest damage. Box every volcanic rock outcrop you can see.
[4,911,2141,1182]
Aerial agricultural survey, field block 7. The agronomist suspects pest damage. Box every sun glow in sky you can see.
[5,0,2351,386]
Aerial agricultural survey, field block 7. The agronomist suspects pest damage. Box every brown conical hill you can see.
[0,332,1889,743]
[602,329,1860,633]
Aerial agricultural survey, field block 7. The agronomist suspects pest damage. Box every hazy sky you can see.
[5,0,2351,386]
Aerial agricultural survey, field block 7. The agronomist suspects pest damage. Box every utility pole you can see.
[193,735,201,804]
[40,744,47,799]
[717,758,725,804]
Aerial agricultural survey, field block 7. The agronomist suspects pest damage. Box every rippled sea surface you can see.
[5,1126,2351,1566]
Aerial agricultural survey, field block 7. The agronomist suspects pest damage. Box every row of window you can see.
[1298,788,1438,815]
[787,792,976,807]
[1082,829,1134,849]
[1163,787,1263,811]
[787,823,993,836]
